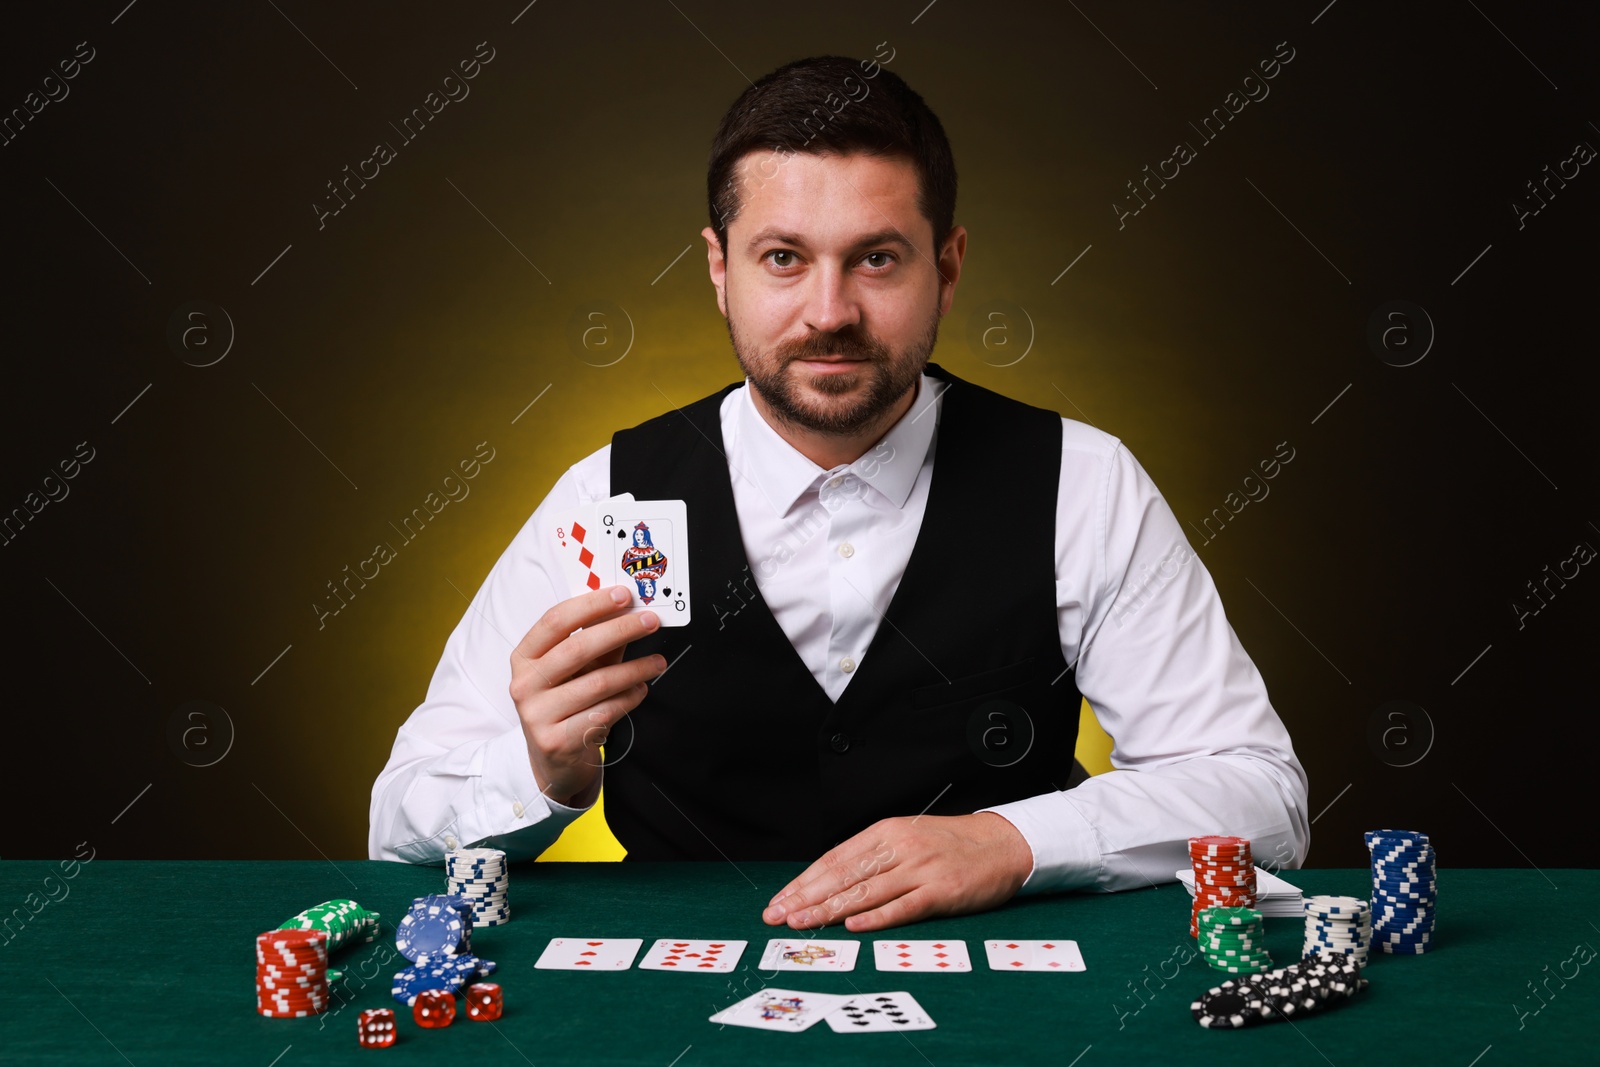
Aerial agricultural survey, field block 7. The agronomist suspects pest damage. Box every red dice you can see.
[412,989,455,1028]
[357,1008,396,1048]
[465,982,503,1021]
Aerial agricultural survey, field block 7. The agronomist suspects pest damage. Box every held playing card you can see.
[639,938,746,972]
[533,937,643,970]
[983,939,1087,971]
[758,938,861,972]
[595,498,691,626]
[826,991,937,1033]
[708,988,849,1033]
[873,939,972,972]
[552,493,634,598]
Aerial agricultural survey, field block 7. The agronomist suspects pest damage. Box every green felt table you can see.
[1,862,1594,1065]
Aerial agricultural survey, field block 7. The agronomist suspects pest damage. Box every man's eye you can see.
[766,250,796,267]
[864,252,893,269]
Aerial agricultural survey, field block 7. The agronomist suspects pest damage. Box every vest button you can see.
[828,732,850,753]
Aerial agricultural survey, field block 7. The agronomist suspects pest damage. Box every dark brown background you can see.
[2,1,1595,871]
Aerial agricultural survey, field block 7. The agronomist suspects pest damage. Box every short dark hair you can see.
[706,55,958,257]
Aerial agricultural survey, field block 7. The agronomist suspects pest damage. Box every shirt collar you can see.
[732,372,945,515]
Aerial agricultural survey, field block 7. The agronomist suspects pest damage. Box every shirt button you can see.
[837,542,855,558]
[829,732,851,753]
[827,476,844,489]
[839,656,856,673]
[512,802,525,818]
[444,835,459,851]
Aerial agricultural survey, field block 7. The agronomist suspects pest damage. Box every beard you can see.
[728,309,940,437]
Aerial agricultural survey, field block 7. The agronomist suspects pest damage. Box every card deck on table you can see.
[873,939,972,972]
[708,988,849,1033]
[983,939,1086,971]
[826,991,937,1033]
[639,938,746,972]
[533,937,642,970]
[758,938,860,972]
[553,495,692,626]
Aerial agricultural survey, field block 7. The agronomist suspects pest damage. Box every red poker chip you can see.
[258,929,328,949]
[254,953,326,966]
[256,979,324,991]
[259,998,329,1010]
[258,994,329,1010]
[257,983,328,998]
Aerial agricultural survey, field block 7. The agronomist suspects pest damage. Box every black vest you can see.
[606,362,1082,860]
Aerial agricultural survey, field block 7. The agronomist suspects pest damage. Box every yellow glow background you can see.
[17,2,1586,867]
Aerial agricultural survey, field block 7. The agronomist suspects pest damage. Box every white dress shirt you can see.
[370,373,1310,893]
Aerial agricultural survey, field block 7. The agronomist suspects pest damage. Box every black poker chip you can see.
[1193,955,1370,1029]
[1194,983,1271,1029]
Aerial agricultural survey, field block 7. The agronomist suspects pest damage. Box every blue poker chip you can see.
[1377,930,1433,943]
[394,903,465,962]
[390,963,466,1006]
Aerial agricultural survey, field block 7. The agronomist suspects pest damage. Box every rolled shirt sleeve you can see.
[982,422,1310,893]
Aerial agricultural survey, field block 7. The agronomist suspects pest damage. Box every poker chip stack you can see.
[256,928,329,1018]
[1188,836,1257,938]
[1196,906,1273,975]
[446,847,510,927]
[278,898,380,953]
[1191,951,1368,1029]
[390,895,498,1008]
[1303,895,1371,967]
[1366,828,1436,954]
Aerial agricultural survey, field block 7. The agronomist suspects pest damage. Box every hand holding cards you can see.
[553,494,691,625]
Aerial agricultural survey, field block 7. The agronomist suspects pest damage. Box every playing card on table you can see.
[826,991,937,1033]
[709,988,848,1033]
[873,939,971,972]
[758,938,860,972]
[594,498,691,626]
[533,937,642,970]
[639,938,745,972]
[983,939,1086,971]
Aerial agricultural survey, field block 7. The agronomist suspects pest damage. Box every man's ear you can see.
[936,224,968,317]
[702,226,728,318]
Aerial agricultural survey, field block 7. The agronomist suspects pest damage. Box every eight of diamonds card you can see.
[551,493,632,597]
[594,499,692,625]
[983,939,1086,971]
[709,988,849,1033]
[826,991,937,1033]
[533,937,643,970]
[758,938,861,972]
[639,938,746,972]
[873,939,972,972]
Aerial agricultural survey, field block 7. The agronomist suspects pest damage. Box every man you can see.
[370,55,1309,933]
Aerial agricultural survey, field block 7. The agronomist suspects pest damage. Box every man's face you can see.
[703,151,965,438]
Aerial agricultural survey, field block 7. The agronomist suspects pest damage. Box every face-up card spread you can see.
[534,937,643,970]
[873,939,972,972]
[639,938,746,972]
[553,495,691,626]
[758,938,861,972]
[709,988,849,1033]
[983,939,1086,972]
[826,991,937,1033]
